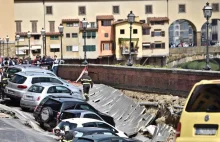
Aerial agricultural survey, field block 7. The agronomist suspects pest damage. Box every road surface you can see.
[0,118,56,142]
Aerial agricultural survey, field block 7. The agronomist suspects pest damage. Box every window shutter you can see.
[161,31,165,37]
[162,43,165,48]
[150,43,155,48]
[151,31,154,37]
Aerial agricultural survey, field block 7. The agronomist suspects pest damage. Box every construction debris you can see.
[86,85,186,142]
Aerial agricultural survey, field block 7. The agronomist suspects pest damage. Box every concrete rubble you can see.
[88,84,186,142]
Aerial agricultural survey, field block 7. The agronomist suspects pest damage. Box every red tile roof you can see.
[113,20,143,25]
[142,23,151,29]
[16,32,27,36]
[96,15,114,20]
[62,19,79,23]
[147,17,169,22]
[46,32,61,36]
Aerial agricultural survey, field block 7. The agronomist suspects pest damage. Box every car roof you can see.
[50,96,85,102]
[15,71,56,77]
[63,109,93,113]
[10,65,40,69]
[62,118,102,123]
[72,127,113,132]
[81,134,119,140]
[32,82,62,87]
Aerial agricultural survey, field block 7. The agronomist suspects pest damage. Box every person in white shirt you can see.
[52,55,59,75]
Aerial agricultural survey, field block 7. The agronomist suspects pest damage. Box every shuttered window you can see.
[31,21,37,33]
[49,21,55,32]
[83,45,96,52]
[16,21,22,32]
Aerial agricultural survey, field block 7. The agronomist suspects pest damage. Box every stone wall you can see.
[58,64,220,97]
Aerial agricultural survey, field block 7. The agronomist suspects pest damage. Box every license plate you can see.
[195,128,217,135]
[25,96,33,100]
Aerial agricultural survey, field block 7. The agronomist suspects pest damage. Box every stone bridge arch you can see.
[169,19,197,48]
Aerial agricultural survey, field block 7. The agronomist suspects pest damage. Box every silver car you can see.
[20,83,83,110]
[5,65,56,78]
[5,72,83,100]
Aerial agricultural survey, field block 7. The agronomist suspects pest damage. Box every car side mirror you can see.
[70,92,73,95]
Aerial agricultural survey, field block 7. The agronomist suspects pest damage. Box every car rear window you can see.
[28,85,44,93]
[186,84,220,112]
[57,121,77,130]
[7,68,21,75]
[9,74,27,84]
[61,112,81,119]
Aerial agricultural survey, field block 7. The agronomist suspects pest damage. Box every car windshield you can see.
[186,84,220,112]
[9,74,27,84]
[28,85,44,93]
[7,68,21,75]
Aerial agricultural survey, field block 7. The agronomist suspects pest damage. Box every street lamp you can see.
[6,35,9,57]
[41,28,46,57]
[127,11,135,66]
[203,2,212,70]
[16,34,20,56]
[82,18,88,65]
[58,24,64,60]
[27,31,31,57]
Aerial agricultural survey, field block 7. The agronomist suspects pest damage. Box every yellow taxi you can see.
[176,80,220,142]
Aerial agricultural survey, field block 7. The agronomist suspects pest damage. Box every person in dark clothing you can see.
[80,71,93,101]
[0,66,8,100]
[32,55,41,66]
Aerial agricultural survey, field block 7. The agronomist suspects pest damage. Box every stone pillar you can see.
[196,31,201,46]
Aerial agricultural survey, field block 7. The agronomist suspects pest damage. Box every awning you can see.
[143,44,150,46]
[50,44,60,49]
[31,46,41,50]
[18,47,29,50]
[16,50,26,55]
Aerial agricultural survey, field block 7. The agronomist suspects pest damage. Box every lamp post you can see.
[6,35,9,57]
[41,28,46,57]
[58,24,64,60]
[203,2,213,70]
[82,18,88,65]
[16,34,20,56]
[27,31,31,57]
[127,11,135,66]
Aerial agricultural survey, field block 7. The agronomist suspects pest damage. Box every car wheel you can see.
[40,107,53,123]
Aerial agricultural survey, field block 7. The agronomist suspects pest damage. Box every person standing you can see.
[0,66,8,100]
[80,71,93,101]
[52,55,59,75]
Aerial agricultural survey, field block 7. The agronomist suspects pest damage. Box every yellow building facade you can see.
[0,0,219,64]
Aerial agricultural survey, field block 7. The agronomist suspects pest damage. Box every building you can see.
[1,0,220,65]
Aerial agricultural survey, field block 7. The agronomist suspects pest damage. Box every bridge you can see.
[167,46,220,67]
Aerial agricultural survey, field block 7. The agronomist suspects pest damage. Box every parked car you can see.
[33,95,115,130]
[73,134,139,142]
[59,127,117,138]
[54,118,127,138]
[5,72,82,100]
[5,65,56,78]
[176,80,220,142]
[20,83,84,110]
[59,110,104,122]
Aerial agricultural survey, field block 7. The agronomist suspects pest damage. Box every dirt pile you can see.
[122,90,186,141]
